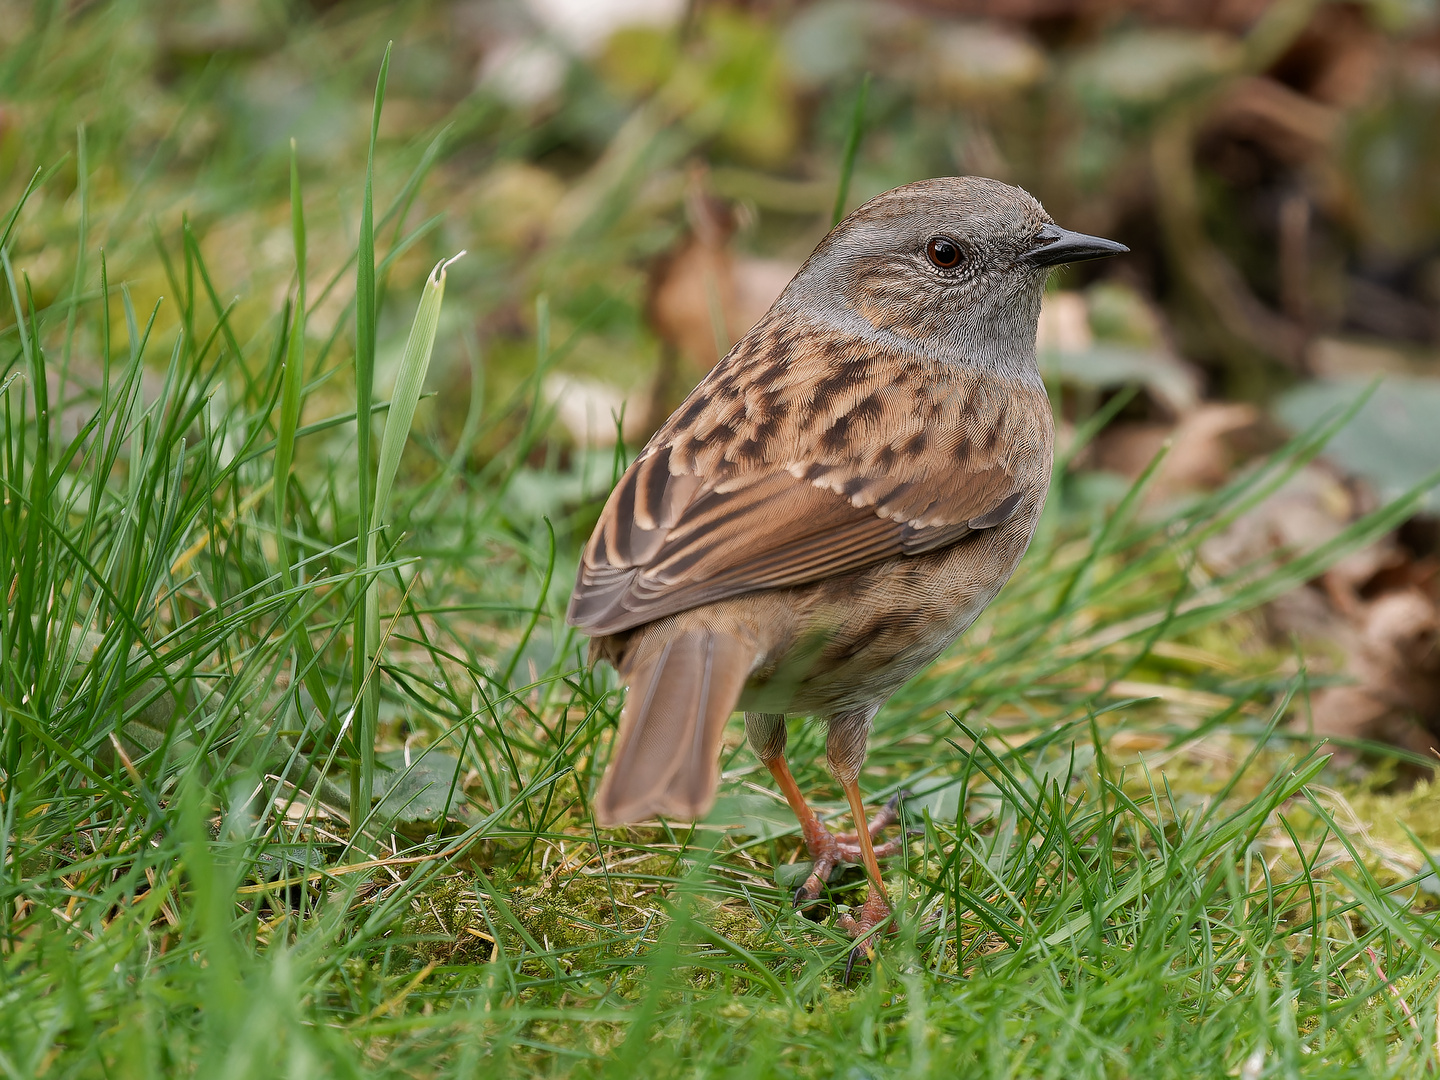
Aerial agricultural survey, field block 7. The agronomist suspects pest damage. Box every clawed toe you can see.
[790,791,916,916]
[832,839,864,862]
[837,891,893,982]
[843,940,872,984]
[765,768,916,975]
[833,791,909,846]
[792,851,839,907]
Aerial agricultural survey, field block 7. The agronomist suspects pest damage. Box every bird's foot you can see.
[790,792,917,908]
[838,890,892,982]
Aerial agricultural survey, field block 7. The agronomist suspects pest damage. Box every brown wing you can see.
[567,318,1052,636]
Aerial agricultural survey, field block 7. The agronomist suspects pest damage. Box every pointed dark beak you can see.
[1024,223,1129,268]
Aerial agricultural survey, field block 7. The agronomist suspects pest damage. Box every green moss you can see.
[507,871,617,955]
[403,876,493,966]
[703,898,766,951]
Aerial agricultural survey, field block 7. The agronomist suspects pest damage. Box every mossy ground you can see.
[3,3,1440,1076]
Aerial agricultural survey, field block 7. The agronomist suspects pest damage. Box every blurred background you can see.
[2,0,1438,770]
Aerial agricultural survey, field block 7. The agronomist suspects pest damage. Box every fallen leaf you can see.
[647,199,795,375]
[1039,290,1201,418]
[1309,588,1440,770]
[373,748,468,825]
[704,792,804,840]
[643,168,798,431]
[1275,377,1440,514]
[928,20,1047,101]
[542,373,637,447]
[1091,402,1267,502]
[1068,29,1236,106]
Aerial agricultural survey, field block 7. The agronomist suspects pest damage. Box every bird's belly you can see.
[736,523,1032,716]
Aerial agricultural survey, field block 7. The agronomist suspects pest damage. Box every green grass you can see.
[5,26,1440,1080]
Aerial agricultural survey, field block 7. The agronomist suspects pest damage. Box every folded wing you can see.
[568,325,1049,636]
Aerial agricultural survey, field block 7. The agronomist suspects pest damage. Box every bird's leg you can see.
[746,712,911,908]
[832,793,912,856]
[763,752,845,904]
[825,708,896,978]
[835,776,893,944]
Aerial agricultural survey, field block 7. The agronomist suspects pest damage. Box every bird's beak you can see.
[1024,223,1129,268]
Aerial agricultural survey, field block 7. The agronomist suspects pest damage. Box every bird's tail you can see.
[594,628,753,826]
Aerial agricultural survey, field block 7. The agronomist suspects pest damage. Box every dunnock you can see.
[568,176,1126,969]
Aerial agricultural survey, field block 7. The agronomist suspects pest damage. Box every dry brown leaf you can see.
[641,168,799,433]
[1091,402,1266,502]
[647,187,795,375]
[542,373,643,447]
[1309,588,1440,769]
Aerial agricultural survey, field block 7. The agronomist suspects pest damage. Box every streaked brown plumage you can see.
[567,176,1126,971]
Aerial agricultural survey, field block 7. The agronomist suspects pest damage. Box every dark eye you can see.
[926,236,963,270]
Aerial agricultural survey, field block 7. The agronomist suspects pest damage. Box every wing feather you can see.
[567,318,1051,636]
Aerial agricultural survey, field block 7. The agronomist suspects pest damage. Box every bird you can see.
[567,175,1127,971]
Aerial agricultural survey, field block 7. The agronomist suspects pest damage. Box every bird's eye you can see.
[926,236,963,270]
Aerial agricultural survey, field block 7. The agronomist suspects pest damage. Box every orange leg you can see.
[766,756,831,852]
[765,756,911,908]
[842,776,889,899]
[835,776,896,975]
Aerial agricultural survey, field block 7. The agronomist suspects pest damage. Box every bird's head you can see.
[779,176,1127,374]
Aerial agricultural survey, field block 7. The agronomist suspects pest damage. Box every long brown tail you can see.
[594,628,753,826]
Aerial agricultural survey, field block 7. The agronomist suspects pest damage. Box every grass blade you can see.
[832,73,870,227]
[361,253,461,801]
[370,253,462,530]
[275,140,332,724]
[353,42,392,831]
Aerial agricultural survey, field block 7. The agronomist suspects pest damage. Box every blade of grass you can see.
[57,124,86,413]
[361,253,462,809]
[831,73,870,227]
[275,141,332,725]
[369,253,463,533]
[353,43,392,831]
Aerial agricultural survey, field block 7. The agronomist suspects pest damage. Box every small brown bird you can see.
[568,176,1126,966]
